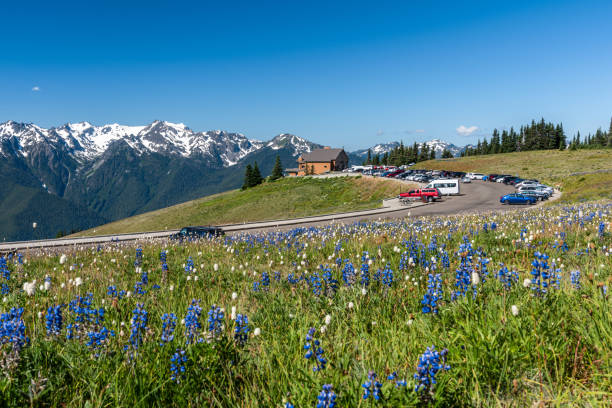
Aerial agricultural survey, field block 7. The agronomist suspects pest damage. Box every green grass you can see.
[414,149,612,202]
[75,176,409,236]
[1,202,611,406]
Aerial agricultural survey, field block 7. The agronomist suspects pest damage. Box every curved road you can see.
[0,181,553,250]
[244,180,519,233]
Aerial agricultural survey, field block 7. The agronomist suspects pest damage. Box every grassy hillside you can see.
[414,149,612,202]
[77,176,409,236]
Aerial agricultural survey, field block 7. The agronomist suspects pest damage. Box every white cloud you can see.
[456,125,479,137]
[414,129,425,133]
[32,86,40,92]
[376,130,384,136]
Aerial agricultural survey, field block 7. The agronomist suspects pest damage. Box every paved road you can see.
[0,181,555,250]
[233,180,519,233]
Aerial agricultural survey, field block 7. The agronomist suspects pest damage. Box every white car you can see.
[515,180,538,188]
[466,172,486,180]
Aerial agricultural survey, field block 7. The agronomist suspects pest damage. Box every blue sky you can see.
[1,0,611,149]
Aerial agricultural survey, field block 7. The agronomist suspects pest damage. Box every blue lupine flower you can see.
[422,273,443,315]
[496,263,518,290]
[159,250,167,263]
[261,272,270,289]
[0,307,28,370]
[170,348,188,383]
[342,260,356,286]
[126,303,148,353]
[387,371,407,388]
[207,304,224,340]
[316,384,337,408]
[310,273,323,296]
[362,370,383,401]
[360,253,370,287]
[382,264,394,288]
[570,270,581,290]
[140,270,148,285]
[598,221,605,237]
[134,248,143,267]
[234,314,250,346]
[414,346,450,395]
[0,257,10,281]
[134,281,147,296]
[185,256,194,273]
[321,265,338,297]
[45,305,63,336]
[531,252,559,295]
[304,327,327,372]
[160,313,177,346]
[185,299,203,345]
[86,326,115,356]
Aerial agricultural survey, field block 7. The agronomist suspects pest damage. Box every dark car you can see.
[171,226,224,240]
[500,193,536,205]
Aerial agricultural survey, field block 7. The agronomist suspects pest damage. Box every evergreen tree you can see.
[365,149,372,165]
[252,162,263,186]
[270,155,284,180]
[373,154,380,166]
[242,164,253,189]
[429,149,436,160]
[441,149,453,158]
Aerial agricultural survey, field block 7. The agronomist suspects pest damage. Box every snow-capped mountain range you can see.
[0,120,318,167]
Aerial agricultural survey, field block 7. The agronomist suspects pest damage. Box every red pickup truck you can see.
[399,188,441,202]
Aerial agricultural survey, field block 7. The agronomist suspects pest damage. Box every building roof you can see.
[300,148,345,162]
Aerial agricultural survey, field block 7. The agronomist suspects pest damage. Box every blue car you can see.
[500,193,537,205]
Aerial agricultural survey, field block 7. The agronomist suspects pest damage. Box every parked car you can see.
[466,172,486,180]
[171,226,224,240]
[520,191,548,201]
[399,188,441,202]
[461,176,471,183]
[500,193,537,205]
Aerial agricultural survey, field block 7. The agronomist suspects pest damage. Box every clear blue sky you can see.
[2,0,611,149]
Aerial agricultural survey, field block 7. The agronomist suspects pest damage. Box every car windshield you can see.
[180,228,188,235]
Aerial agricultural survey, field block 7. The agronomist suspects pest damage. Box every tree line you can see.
[462,117,612,157]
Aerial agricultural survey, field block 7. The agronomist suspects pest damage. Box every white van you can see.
[425,179,460,195]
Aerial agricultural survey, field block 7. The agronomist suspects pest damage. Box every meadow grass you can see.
[414,149,612,202]
[75,176,410,236]
[1,203,611,407]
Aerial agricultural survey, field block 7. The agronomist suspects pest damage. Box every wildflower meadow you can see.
[1,203,611,406]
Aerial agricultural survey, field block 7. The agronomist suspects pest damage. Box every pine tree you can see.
[252,162,263,186]
[441,149,453,158]
[242,164,253,190]
[365,149,372,165]
[270,155,284,180]
[429,149,436,160]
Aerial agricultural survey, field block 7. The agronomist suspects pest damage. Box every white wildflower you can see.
[511,305,519,316]
[231,292,238,300]
[523,278,531,288]
[253,328,261,337]
[324,314,331,325]
[471,272,480,285]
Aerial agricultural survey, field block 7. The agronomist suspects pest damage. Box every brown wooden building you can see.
[295,147,349,176]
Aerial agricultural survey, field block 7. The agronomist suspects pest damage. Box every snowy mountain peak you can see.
[267,133,320,156]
